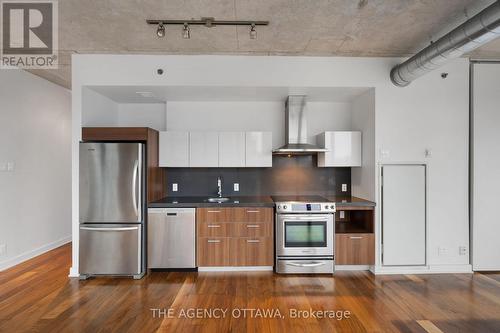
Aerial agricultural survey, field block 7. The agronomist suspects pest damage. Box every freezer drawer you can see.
[79,224,142,276]
[148,208,196,268]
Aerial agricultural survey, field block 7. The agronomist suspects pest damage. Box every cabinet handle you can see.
[207,224,221,228]
[247,239,260,243]
[207,240,221,243]
[207,210,221,213]
[246,225,260,228]
[350,236,363,240]
[246,210,260,213]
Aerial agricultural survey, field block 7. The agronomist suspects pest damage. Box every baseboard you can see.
[0,235,71,272]
[373,264,473,275]
[198,266,273,272]
[335,265,371,271]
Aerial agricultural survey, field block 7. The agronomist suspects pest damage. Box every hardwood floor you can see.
[1,244,500,333]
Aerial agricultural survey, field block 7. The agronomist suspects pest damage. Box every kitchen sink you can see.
[207,197,230,203]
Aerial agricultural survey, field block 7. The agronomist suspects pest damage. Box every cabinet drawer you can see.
[230,223,272,237]
[233,208,273,223]
[197,223,228,237]
[229,237,274,266]
[197,237,229,266]
[335,233,374,265]
[197,208,233,223]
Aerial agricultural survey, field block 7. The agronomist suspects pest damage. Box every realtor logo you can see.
[1,0,58,68]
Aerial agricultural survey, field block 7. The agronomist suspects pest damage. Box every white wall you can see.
[117,103,166,131]
[351,89,376,202]
[71,55,470,275]
[82,88,166,131]
[166,101,351,149]
[472,62,500,271]
[0,70,71,271]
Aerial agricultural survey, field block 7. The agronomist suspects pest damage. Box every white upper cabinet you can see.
[159,131,189,167]
[189,132,219,167]
[245,131,272,167]
[219,132,246,167]
[317,131,362,167]
[159,131,272,167]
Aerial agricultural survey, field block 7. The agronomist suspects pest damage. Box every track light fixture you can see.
[182,23,190,39]
[156,23,165,38]
[249,23,257,39]
[147,17,269,40]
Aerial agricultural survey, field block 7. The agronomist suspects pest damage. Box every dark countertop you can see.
[149,196,275,208]
[326,196,376,208]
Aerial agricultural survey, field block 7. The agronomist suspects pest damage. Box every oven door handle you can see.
[278,215,332,221]
[286,261,326,268]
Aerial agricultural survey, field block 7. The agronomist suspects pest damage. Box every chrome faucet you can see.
[217,176,222,198]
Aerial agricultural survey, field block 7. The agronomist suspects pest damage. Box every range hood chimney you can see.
[273,96,328,154]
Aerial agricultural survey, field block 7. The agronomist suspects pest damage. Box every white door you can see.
[159,132,189,167]
[472,63,500,271]
[219,132,245,167]
[245,132,272,167]
[382,164,426,266]
[189,132,219,167]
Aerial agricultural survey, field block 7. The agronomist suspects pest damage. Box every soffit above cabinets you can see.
[86,85,372,104]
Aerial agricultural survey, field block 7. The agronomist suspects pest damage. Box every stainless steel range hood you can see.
[273,95,328,154]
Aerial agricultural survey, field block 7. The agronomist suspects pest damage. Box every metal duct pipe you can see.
[390,1,500,87]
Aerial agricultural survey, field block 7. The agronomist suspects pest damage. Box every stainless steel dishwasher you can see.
[148,208,196,269]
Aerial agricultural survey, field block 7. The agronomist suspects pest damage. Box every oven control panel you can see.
[275,202,335,213]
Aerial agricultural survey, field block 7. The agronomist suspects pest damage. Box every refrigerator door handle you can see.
[136,144,143,222]
[80,226,139,231]
[132,159,139,221]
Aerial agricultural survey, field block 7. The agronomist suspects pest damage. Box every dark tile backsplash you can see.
[165,155,351,197]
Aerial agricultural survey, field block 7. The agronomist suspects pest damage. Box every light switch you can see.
[342,184,348,192]
[172,183,178,192]
[7,162,14,171]
[234,183,239,192]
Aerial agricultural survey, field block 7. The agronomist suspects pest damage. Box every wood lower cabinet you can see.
[335,233,375,265]
[197,238,229,266]
[229,238,273,266]
[197,207,274,267]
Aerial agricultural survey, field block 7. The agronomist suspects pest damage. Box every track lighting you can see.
[183,23,190,39]
[156,23,165,38]
[147,18,269,40]
[249,23,257,39]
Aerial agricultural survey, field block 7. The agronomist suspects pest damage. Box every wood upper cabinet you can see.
[197,207,274,267]
[317,131,362,167]
[81,127,166,203]
[245,131,272,167]
[218,132,246,167]
[189,132,219,167]
[159,131,189,167]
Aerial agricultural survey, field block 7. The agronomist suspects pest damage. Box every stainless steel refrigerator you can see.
[79,142,146,279]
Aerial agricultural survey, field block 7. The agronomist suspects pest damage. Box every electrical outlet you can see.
[339,211,345,219]
[172,183,178,192]
[341,184,348,192]
[234,183,239,192]
[6,162,14,171]
[459,246,468,256]
[0,244,6,256]
[438,247,448,256]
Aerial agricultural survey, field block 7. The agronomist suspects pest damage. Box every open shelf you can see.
[335,209,374,234]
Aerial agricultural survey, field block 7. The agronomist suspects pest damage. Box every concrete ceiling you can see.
[28,0,500,89]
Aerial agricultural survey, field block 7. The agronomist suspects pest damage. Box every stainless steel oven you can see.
[273,196,335,274]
